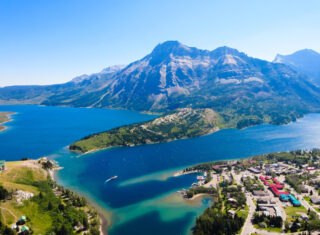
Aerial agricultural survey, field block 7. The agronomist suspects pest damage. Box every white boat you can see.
[105,175,118,183]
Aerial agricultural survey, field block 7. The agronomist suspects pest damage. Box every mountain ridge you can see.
[1,41,320,130]
[273,49,320,85]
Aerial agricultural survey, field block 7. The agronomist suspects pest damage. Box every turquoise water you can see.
[1,105,320,234]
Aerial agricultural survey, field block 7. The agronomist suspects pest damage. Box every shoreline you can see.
[0,111,16,132]
[72,127,221,155]
[185,193,214,201]
[48,158,108,235]
[173,169,199,177]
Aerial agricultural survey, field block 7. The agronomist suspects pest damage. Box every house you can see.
[18,215,26,225]
[197,175,205,180]
[21,226,30,235]
[228,209,236,218]
[311,196,320,205]
[227,198,237,203]
[300,214,309,221]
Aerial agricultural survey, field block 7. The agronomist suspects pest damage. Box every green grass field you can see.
[253,224,282,233]
[0,160,52,233]
[285,206,308,223]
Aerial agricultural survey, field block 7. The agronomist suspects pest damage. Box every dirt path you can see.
[0,206,17,224]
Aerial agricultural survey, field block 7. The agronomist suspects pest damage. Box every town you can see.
[180,149,320,234]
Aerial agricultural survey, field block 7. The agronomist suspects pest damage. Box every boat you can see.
[105,175,118,183]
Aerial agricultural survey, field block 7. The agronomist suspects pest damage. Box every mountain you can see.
[274,49,320,84]
[0,65,124,105]
[2,41,320,128]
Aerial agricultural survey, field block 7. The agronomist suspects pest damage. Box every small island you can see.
[70,108,222,153]
[180,149,320,234]
[0,112,14,131]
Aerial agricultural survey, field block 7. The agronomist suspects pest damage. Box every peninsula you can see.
[181,149,320,234]
[0,158,101,234]
[0,112,14,131]
[2,42,320,154]
[70,108,222,153]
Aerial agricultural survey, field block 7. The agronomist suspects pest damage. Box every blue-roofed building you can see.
[280,194,301,206]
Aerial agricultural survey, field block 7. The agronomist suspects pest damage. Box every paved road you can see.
[241,195,256,235]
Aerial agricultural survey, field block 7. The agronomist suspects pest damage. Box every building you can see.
[21,226,30,235]
[311,196,320,205]
[253,190,268,196]
[300,214,309,221]
[280,194,301,207]
[257,204,282,217]
[257,197,269,204]
[212,164,228,169]
[299,185,309,193]
[248,167,260,174]
[305,166,316,171]
[18,215,26,225]
[269,185,289,197]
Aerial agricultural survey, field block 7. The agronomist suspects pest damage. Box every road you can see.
[241,194,256,235]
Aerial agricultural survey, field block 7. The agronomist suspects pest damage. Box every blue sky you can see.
[1,0,320,86]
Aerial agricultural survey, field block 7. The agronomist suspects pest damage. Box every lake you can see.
[1,105,320,234]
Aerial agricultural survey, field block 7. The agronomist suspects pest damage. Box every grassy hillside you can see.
[0,159,101,234]
[70,108,223,153]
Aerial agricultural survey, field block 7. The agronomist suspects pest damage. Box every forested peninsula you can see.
[70,108,222,153]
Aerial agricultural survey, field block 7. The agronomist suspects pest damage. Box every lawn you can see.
[285,206,308,222]
[236,205,249,219]
[0,160,52,233]
[254,225,282,233]
[304,196,312,205]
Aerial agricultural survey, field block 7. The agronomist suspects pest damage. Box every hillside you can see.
[69,108,221,153]
[274,49,320,85]
[0,159,101,234]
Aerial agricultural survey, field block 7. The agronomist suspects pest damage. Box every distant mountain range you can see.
[274,49,320,85]
[2,41,320,128]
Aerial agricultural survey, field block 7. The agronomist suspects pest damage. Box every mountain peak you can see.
[153,40,185,50]
[148,41,196,65]
[150,40,192,56]
[100,64,126,74]
[273,48,320,83]
[211,46,243,57]
[292,49,319,56]
[274,49,320,63]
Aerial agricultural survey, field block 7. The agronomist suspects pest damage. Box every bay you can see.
[1,105,320,234]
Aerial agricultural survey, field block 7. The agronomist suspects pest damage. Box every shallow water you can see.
[1,105,320,234]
